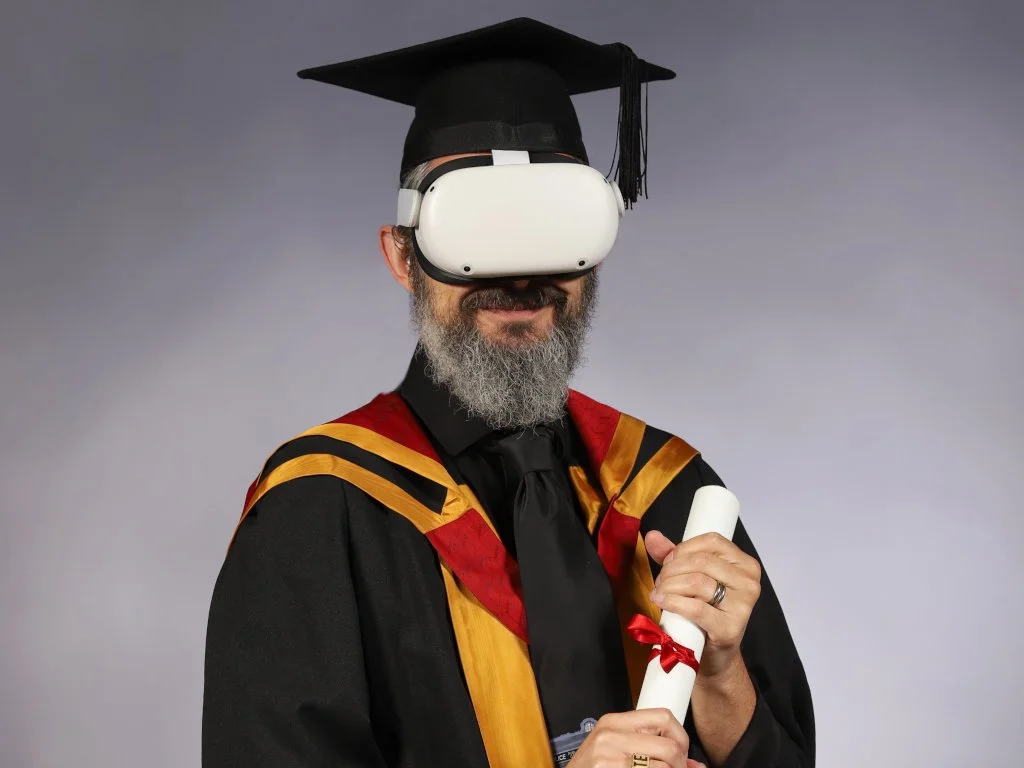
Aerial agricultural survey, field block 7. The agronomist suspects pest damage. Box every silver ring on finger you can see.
[709,580,727,607]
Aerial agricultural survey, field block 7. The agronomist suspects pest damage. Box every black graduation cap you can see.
[297,17,676,207]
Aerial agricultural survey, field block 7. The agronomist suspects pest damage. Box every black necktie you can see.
[492,426,633,750]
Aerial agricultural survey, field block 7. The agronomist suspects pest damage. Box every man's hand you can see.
[567,709,705,768]
[645,530,762,679]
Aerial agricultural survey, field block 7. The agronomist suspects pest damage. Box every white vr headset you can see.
[396,150,626,284]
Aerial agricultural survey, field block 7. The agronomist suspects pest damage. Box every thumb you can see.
[644,529,677,565]
[687,761,707,768]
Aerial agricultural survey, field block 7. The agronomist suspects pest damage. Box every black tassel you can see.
[606,43,650,209]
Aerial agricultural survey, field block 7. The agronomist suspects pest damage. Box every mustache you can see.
[461,282,567,312]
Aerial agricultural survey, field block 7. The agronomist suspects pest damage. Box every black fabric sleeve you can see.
[641,456,816,768]
[716,517,816,768]
[202,475,387,767]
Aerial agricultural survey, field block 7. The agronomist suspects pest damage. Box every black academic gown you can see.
[202,351,815,767]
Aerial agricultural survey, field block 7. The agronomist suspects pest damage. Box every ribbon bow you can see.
[626,614,700,674]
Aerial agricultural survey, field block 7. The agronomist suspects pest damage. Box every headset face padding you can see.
[398,157,624,284]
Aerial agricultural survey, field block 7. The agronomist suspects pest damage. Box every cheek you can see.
[555,277,587,304]
[431,285,470,320]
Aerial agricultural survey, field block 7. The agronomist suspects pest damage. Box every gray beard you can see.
[409,266,598,430]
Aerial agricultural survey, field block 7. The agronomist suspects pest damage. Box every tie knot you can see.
[492,426,561,475]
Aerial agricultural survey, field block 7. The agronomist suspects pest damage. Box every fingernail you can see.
[650,589,664,605]
[664,551,675,564]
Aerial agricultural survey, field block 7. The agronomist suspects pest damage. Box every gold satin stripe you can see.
[622,533,663,703]
[291,427,490,535]
[440,562,551,768]
[243,454,445,535]
[598,413,646,498]
[298,422,455,488]
[569,465,607,535]
[613,436,699,521]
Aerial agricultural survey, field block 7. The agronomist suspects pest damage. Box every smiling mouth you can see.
[478,306,550,317]
[463,282,565,315]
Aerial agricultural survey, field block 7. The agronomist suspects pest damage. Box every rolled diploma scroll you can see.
[634,485,740,725]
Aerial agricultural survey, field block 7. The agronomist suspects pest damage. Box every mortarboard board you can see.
[297,17,676,207]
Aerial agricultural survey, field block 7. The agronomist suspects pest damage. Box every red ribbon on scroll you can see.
[626,614,700,674]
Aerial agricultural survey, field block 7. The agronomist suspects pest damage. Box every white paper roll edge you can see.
[635,485,740,725]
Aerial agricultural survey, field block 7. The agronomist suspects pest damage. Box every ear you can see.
[379,224,413,294]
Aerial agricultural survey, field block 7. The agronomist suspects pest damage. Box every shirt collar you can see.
[397,346,498,456]
[396,345,576,458]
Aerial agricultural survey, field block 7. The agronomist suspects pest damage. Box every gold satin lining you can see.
[613,436,699,522]
[440,563,551,768]
[569,465,606,535]
[288,426,499,539]
[299,422,455,488]
[242,453,445,533]
[598,413,646,497]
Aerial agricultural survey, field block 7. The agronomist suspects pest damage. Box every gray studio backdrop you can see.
[2,1,1022,766]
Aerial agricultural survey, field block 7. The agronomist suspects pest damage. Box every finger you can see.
[629,707,690,752]
[656,551,753,593]
[654,594,731,640]
[623,761,673,768]
[653,571,720,604]
[672,533,761,577]
[673,532,740,560]
[611,707,687,737]
[595,732,689,768]
[644,530,676,565]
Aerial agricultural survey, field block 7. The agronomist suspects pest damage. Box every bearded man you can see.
[202,18,814,768]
